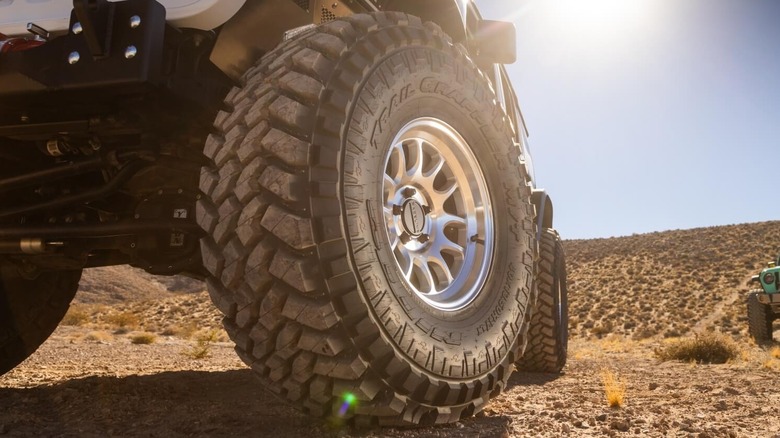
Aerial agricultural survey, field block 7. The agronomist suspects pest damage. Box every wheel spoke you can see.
[389,233,400,250]
[387,144,406,184]
[407,139,425,178]
[417,259,436,293]
[383,174,397,198]
[431,228,465,258]
[437,212,467,227]
[400,250,413,280]
[424,153,445,179]
[430,182,458,210]
[427,255,454,284]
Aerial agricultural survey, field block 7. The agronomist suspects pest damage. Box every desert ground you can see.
[2,221,780,437]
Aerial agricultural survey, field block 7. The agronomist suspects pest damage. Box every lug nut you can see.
[129,15,141,29]
[417,234,430,243]
[402,187,416,198]
[392,204,403,215]
[400,232,411,244]
[67,51,80,65]
[72,22,83,34]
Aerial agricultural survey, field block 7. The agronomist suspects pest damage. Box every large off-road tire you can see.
[516,228,567,373]
[747,290,774,343]
[198,13,536,426]
[0,263,82,375]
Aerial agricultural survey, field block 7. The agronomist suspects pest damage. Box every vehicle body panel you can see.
[758,265,780,294]
[0,0,245,36]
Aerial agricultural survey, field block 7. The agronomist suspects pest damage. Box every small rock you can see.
[588,418,597,426]
[553,401,565,409]
[597,414,608,422]
[723,387,740,395]
[714,400,728,411]
[611,420,630,432]
[455,422,465,429]
[573,420,584,428]
[561,423,571,434]
[649,383,659,390]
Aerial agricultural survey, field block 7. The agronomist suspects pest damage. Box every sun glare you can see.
[542,0,659,47]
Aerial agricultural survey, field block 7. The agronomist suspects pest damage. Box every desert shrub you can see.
[62,307,90,326]
[130,332,157,345]
[161,321,199,339]
[601,370,626,408]
[655,331,740,364]
[184,330,219,359]
[105,311,139,329]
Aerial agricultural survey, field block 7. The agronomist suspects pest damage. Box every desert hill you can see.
[565,220,780,339]
[74,220,780,340]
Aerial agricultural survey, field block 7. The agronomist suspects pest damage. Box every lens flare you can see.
[338,392,357,417]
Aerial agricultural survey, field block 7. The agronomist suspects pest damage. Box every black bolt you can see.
[402,187,416,198]
[422,205,432,214]
[470,234,484,245]
[392,204,403,215]
[417,234,430,244]
[400,232,412,244]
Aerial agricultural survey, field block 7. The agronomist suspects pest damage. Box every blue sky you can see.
[477,0,780,239]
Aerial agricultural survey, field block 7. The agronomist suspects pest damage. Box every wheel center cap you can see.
[401,199,426,236]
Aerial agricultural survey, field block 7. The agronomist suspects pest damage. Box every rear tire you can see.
[0,263,81,375]
[516,228,568,372]
[747,291,773,343]
[198,13,536,426]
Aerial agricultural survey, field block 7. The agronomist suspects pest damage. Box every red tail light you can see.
[0,33,45,54]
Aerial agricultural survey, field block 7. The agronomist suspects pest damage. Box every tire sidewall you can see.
[340,45,534,379]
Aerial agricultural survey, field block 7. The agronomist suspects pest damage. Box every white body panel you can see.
[0,0,245,36]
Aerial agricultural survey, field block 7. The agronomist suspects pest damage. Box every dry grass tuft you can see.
[184,330,219,359]
[130,332,157,345]
[105,311,140,329]
[762,359,780,370]
[84,331,113,343]
[62,306,90,326]
[601,369,626,408]
[655,331,740,364]
[160,322,199,339]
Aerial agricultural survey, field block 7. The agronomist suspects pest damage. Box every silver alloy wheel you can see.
[382,117,495,312]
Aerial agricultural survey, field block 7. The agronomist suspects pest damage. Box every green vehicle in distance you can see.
[747,254,780,343]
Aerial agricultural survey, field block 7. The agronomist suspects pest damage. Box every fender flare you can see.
[532,189,554,243]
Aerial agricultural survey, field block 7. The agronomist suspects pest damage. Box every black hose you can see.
[0,219,203,239]
[0,161,147,219]
[0,155,104,192]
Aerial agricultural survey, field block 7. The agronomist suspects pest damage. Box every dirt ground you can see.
[3,222,780,437]
[2,325,779,438]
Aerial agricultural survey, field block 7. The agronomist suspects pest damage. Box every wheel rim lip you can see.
[382,117,495,312]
